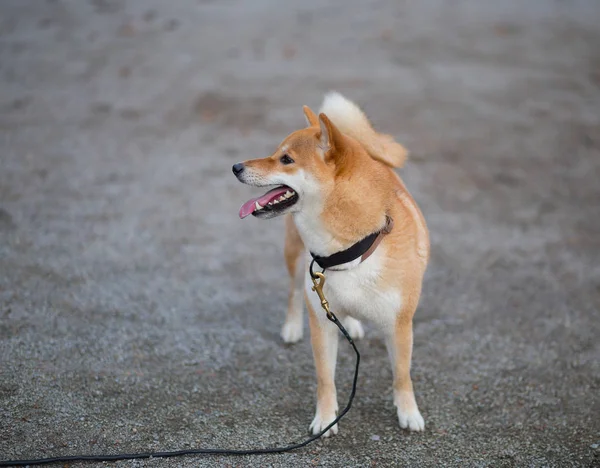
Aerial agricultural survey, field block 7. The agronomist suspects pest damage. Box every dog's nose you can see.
[232,163,245,176]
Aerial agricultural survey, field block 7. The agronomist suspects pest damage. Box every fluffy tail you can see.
[319,92,407,168]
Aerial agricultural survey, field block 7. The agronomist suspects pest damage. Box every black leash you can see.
[0,262,359,467]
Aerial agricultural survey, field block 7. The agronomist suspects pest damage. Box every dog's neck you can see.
[293,163,392,259]
[310,215,393,271]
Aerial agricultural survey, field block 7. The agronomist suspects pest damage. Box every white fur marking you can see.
[342,316,365,340]
[319,92,368,130]
[281,319,303,344]
[395,390,425,431]
[309,408,339,437]
[304,247,402,331]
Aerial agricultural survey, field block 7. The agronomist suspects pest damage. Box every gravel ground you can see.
[1,0,599,466]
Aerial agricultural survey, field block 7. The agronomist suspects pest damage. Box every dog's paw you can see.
[281,320,303,344]
[397,407,425,432]
[342,316,365,340]
[309,410,339,437]
[395,390,424,431]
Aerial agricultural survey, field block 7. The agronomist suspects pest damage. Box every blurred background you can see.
[1,0,599,466]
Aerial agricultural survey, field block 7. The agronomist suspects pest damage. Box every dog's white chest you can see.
[304,249,401,330]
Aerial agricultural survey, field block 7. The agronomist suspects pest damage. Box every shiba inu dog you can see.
[233,92,429,436]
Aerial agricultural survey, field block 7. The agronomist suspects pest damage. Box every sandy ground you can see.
[1,0,600,466]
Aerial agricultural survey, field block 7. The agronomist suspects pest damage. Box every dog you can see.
[233,92,429,436]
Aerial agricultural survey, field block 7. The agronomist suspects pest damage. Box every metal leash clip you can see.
[310,272,334,321]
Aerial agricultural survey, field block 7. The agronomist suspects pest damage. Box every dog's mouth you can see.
[239,185,299,219]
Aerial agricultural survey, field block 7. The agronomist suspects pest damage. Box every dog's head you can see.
[233,106,347,220]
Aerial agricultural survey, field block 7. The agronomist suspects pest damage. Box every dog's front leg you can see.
[306,295,339,437]
[386,311,425,432]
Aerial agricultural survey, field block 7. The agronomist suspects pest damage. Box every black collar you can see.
[310,216,394,272]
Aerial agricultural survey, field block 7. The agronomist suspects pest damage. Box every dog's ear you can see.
[317,113,345,162]
[303,105,319,127]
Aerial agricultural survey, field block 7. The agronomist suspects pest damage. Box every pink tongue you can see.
[239,186,290,219]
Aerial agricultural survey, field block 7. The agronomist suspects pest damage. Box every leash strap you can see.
[0,272,359,466]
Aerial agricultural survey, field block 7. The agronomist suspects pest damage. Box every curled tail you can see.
[319,91,407,168]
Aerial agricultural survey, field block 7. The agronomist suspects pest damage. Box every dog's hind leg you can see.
[281,215,305,343]
[341,316,365,340]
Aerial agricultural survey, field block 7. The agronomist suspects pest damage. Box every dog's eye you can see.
[280,154,294,165]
